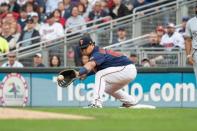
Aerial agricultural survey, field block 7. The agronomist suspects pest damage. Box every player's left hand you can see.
[75,71,80,78]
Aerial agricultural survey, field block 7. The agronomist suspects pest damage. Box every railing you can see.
[0,0,196,67]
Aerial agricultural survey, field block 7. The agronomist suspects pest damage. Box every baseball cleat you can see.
[83,104,103,108]
[120,103,156,109]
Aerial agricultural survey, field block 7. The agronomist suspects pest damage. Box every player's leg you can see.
[105,83,137,105]
[104,64,137,105]
[90,65,134,107]
[91,64,137,107]
[193,51,197,85]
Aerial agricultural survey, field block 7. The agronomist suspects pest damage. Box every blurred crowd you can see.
[0,0,160,53]
[0,0,190,68]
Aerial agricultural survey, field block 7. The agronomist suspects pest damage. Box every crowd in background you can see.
[0,0,190,67]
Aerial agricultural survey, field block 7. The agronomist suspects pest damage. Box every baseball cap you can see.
[166,23,175,28]
[30,12,38,17]
[182,16,189,22]
[79,36,94,49]
[142,58,150,62]
[118,27,125,31]
[34,53,42,58]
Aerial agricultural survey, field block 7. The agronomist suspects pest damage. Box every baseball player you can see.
[75,35,137,108]
[185,5,197,83]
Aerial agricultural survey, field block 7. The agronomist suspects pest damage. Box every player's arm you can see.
[185,37,194,65]
[76,61,96,77]
[184,21,194,65]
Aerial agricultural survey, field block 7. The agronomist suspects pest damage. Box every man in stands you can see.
[160,23,185,50]
[39,13,64,41]
[88,1,108,24]
[112,27,128,44]
[109,0,130,19]
[1,52,24,67]
[18,16,40,47]
[33,53,45,67]
[143,32,163,49]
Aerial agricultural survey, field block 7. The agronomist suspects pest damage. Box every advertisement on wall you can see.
[30,72,197,107]
[0,71,196,107]
[0,73,28,106]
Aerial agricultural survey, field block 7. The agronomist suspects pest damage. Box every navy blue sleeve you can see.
[86,71,95,76]
[89,52,105,66]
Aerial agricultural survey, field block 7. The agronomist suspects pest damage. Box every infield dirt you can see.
[0,108,93,120]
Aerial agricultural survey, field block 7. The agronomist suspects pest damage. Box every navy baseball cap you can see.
[182,16,189,22]
[79,36,94,49]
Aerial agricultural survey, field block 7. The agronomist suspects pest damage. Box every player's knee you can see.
[104,88,112,94]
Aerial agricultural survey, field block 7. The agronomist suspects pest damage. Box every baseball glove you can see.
[57,69,77,88]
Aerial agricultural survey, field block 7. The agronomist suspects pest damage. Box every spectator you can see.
[63,0,73,20]
[160,23,185,50]
[156,25,165,43]
[39,13,64,41]
[80,0,92,19]
[112,27,128,44]
[77,2,87,20]
[88,1,108,22]
[0,3,10,19]
[25,2,35,16]
[0,36,9,53]
[33,53,45,67]
[1,18,19,51]
[129,53,141,67]
[141,58,151,67]
[9,0,21,13]
[143,32,163,48]
[18,8,28,30]
[1,52,24,67]
[17,17,40,47]
[58,1,66,18]
[100,0,110,15]
[46,0,62,14]
[177,16,189,36]
[49,55,61,67]
[37,5,45,23]
[109,0,130,19]
[29,12,40,30]
[123,0,134,13]
[52,9,65,27]
[65,6,86,33]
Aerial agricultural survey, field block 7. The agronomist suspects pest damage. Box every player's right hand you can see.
[188,56,195,65]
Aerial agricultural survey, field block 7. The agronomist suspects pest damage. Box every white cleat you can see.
[120,103,156,109]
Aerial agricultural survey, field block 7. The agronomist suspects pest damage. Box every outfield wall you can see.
[0,68,196,107]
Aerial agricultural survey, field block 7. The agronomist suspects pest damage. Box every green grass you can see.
[0,108,197,131]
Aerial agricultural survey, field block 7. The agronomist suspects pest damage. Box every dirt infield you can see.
[0,108,93,120]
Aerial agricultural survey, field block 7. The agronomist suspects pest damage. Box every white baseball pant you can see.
[91,64,137,106]
[193,50,197,85]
